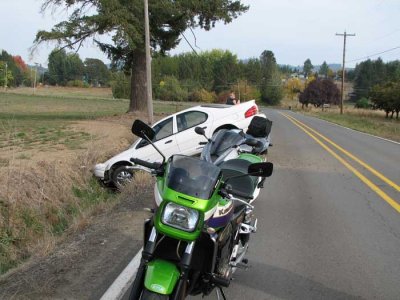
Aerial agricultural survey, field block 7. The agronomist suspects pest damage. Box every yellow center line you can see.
[284,113,400,193]
[280,112,400,214]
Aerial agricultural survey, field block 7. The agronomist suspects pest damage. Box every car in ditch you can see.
[93,100,264,187]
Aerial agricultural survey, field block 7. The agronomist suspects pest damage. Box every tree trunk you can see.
[390,111,394,119]
[128,50,148,113]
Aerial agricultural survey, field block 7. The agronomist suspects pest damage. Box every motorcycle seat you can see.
[220,159,258,200]
[242,134,270,154]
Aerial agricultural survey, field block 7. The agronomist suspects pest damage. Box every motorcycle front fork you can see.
[130,226,195,300]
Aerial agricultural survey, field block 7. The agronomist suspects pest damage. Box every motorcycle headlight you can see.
[161,202,199,232]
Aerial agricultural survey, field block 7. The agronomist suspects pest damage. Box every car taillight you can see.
[245,105,258,118]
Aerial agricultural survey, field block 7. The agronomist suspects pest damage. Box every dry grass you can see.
[0,141,123,274]
[0,87,195,274]
[297,105,400,142]
[0,151,87,272]
[0,129,156,274]
[119,171,154,210]
[6,86,114,100]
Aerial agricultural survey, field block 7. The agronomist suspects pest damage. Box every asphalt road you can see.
[123,109,400,300]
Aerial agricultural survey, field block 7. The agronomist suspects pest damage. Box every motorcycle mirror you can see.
[248,162,273,177]
[195,127,205,135]
[131,119,165,164]
[131,120,155,140]
[195,126,212,143]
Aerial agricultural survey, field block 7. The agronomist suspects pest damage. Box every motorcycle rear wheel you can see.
[140,289,169,300]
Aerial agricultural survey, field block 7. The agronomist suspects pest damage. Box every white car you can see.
[94,100,264,187]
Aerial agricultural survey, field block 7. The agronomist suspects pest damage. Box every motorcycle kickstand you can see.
[216,287,227,300]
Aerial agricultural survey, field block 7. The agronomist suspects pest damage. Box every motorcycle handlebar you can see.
[222,187,253,200]
[130,157,162,170]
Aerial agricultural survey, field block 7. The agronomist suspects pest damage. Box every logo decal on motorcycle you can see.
[218,206,231,215]
[151,284,166,293]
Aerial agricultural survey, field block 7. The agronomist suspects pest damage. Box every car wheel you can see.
[112,165,134,188]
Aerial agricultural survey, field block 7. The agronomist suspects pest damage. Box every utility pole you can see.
[144,0,154,124]
[336,31,355,114]
[237,81,240,102]
[33,63,39,95]
[4,62,7,90]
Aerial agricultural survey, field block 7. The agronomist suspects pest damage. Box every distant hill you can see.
[236,60,352,72]
[286,63,353,73]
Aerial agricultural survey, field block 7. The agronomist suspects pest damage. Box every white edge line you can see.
[287,110,400,146]
[100,248,143,300]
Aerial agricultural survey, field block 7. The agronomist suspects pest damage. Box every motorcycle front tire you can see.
[140,289,169,300]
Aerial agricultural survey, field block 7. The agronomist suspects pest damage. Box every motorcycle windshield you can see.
[210,130,244,156]
[166,155,221,200]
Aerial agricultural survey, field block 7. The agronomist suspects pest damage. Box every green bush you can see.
[154,75,188,102]
[111,72,130,99]
[189,89,217,103]
[355,97,371,109]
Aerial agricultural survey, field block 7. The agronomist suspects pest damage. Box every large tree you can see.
[84,58,110,86]
[319,61,329,78]
[303,58,313,77]
[47,49,84,85]
[34,0,248,113]
[259,50,282,105]
[299,79,340,108]
[370,81,400,119]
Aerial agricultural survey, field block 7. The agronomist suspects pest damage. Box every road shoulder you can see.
[0,195,151,300]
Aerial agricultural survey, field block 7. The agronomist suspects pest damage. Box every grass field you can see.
[6,86,114,100]
[0,89,194,153]
[302,107,400,142]
[0,87,195,274]
[280,98,400,142]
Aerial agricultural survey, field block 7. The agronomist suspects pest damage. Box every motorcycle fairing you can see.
[207,200,234,228]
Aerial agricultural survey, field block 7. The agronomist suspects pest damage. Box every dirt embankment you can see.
[0,113,155,299]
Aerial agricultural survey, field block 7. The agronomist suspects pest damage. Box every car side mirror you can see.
[248,162,273,177]
[132,120,155,140]
[195,127,205,135]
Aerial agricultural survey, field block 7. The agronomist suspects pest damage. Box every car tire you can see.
[112,165,134,188]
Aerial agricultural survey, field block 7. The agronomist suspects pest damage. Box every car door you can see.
[175,111,209,155]
[132,117,178,162]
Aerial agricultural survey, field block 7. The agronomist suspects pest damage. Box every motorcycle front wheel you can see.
[140,289,169,300]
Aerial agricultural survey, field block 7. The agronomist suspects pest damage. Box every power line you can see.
[346,46,400,63]
[181,32,199,56]
[189,27,201,50]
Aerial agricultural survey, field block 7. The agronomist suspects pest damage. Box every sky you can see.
[1,0,399,68]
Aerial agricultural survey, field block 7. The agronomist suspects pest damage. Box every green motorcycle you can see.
[129,120,273,300]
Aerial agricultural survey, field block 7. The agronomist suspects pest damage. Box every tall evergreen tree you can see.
[34,0,248,112]
[259,50,282,105]
[319,61,329,77]
[303,58,313,77]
